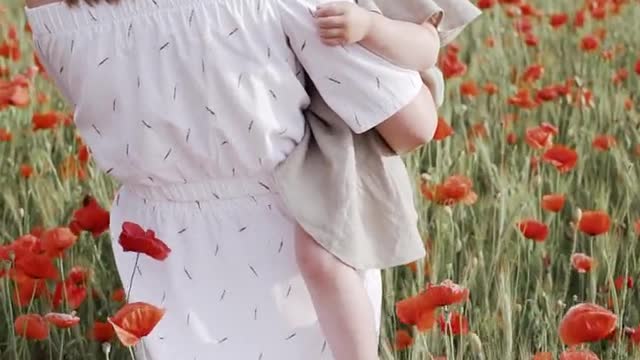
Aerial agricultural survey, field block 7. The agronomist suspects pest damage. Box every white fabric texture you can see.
[25,0,424,358]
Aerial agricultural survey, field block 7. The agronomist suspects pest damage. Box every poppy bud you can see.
[469,332,484,357]
[574,208,583,222]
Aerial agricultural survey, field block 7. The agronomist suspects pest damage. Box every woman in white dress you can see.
[25,0,436,358]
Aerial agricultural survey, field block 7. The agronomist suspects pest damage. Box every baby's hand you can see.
[313,2,374,46]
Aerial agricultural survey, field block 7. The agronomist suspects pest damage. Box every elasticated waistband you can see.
[121,174,278,203]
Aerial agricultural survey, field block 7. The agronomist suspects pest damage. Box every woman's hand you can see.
[313,2,374,46]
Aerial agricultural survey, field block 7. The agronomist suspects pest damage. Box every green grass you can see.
[1,0,640,359]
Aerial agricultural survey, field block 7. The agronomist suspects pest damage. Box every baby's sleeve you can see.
[277,0,423,134]
[374,0,482,46]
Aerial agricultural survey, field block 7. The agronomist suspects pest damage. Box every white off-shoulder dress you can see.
[25,0,423,358]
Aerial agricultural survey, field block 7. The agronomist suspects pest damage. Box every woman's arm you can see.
[314,2,440,71]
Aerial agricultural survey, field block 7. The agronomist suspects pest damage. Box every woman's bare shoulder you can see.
[26,0,63,9]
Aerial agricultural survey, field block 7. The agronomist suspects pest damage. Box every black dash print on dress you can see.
[141,120,152,129]
[248,120,254,132]
[221,140,229,146]
[173,85,177,100]
[254,307,258,320]
[186,128,191,142]
[278,128,287,136]
[196,200,202,211]
[228,28,239,37]
[163,148,172,160]
[88,10,98,21]
[91,124,102,136]
[116,193,121,206]
[98,57,109,67]
[184,267,193,280]
[161,291,166,303]
[232,168,236,176]
[250,195,257,203]
[70,40,75,54]
[328,77,342,84]
[258,182,271,191]
[151,0,159,7]
[249,265,258,277]
[267,47,271,58]
[126,144,130,156]
[183,177,188,184]
[238,73,244,88]
[278,241,283,253]
[258,353,263,360]
[189,9,195,26]
[239,226,247,232]
[218,337,228,344]
[354,113,362,127]
[205,106,216,117]
[285,333,296,340]
[178,227,187,234]
[106,168,114,174]
[59,66,64,74]
[321,341,327,353]
[212,192,221,200]
[137,76,141,88]
[127,23,133,38]
[258,157,263,166]
[201,59,205,74]
[285,285,292,297]
[214,244,220,256]
[160,42,170,51]
[187,312,191,325]
[269,90,277,100]
[219,289,226,301]
[147,176,154,183]
[376,76,381,89]
[113,98,117,112]
[301,41,307,52]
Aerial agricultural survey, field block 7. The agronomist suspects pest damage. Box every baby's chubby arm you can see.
[313,1,440,71]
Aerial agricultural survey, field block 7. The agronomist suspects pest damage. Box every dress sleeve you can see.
[277,0,424,134]
[373,0,482,46]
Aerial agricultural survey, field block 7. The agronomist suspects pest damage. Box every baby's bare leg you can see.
[294,225,379,360]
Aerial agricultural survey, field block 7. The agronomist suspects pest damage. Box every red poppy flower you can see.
[559,303,616,345]
[518,220,549,242]
[581,35,600,52]
[506,132,517,145]
[635,59,640,75]
[522,64,544,82]
[12,271,49,307]
[634,219,640,235]
[508,88,539,109]
[612,68,628,85]
[483,82,499,95]
[91,321,115,342]
[0,128,12,142]
[41,227,77,258]
[15,252,58,280]
[32,112,62,131]
[571,253,594,273]
[536,86,559,102]
[69,196,110,237]
[394,329,414,350]
[108,302,166,346]
[20,164,34,179]
[440,52,467,79]
[542,194,565,212]
[525,123,558,149]
[433,117,454,141]
[111,287,126,303]
[422,280,470,308]
[460,81,479,97]
[477,0,495,9]
[45,312,81,329]
[559,349,599,360]
[592,135,616,151]
[550,13,568,28]
[68,266,90,285]
[614,275,633,291]
[533,352,553,360]
[14,314,49,340]
[119,222,171,261]
[53,280,87,310]
[542,145,578,172]
[421,175,477,206]
[396,294,438,332]
[578,210,611,236]
[524,32,539,47]
[438,312,469,335]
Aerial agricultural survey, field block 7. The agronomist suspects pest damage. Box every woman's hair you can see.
[64,0,120,5]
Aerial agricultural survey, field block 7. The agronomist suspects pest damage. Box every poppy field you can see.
[1,0,640,359]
